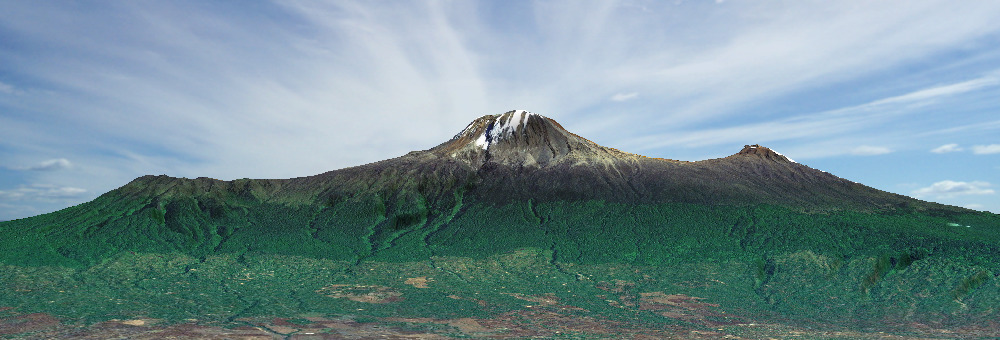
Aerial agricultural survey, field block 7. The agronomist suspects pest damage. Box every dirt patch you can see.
[1,318,277,339]
[444,318,488,333]
[8,309,988,339]
[595,279,635,293]
[316,284,403,303]
[405,276,433,288]
[639,292,719,308]
[445,294,488,307]
[266,317,451,339]
[476,307,707,338]
[503,293,559,306]
[0,312,60,336]
[264,324,298,334]
[121,319,146,326]
[383,317,489,335]
[116,318,162,327]
[637,292,742,326]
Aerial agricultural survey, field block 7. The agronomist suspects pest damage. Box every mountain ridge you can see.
[108,110,958,214]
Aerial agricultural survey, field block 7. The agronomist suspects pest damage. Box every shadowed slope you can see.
[112,110,958,213]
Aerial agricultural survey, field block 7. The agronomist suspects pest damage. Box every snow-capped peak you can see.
[474,110,538,150]
[738,144,797,163]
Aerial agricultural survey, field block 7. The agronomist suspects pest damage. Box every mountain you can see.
[1,110,998,338]
[116,109,953,211]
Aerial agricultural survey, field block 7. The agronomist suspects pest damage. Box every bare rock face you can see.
[119,109,958,213]
[735,144,796,163]
[431,110,636,168]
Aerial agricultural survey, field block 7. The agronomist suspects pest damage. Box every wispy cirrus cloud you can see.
[0,184,87,201]
[912,180,994,198]
[4,1,1000,172]
[972,144,1000,154]
[927,143,1000,155]
[610,92,638,102]
[869,76,1000,107]
[931,144,963,153]
[851,146,892,156]
[8,158,73,171]
[616,74,1000,154]
[0,81,13,94]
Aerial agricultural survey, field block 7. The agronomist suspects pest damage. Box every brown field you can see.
[5,302,999,339]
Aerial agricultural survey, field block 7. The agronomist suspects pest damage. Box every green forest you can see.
[2,184,999,334]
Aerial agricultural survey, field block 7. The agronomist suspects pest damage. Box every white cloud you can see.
[868,77,1000,107]
[930,143,962,153]
[12,158,73,171]
[850,145,892,156]
[615,74,1000,154]
[0,184,87,201]
[971,144,1000,154]
[923,119,1000,136]
[912,180,994,198]
[610,92,638,102]
[0,81,13,94]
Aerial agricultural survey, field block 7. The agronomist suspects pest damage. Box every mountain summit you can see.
[119,110,948,212]
[378,110,920,210]
[433,110,634,168]
[735,144,796,163]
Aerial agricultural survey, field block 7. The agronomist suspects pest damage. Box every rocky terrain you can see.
[1,110,997,338]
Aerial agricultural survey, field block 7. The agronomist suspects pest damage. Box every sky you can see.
[1,1,1000,220]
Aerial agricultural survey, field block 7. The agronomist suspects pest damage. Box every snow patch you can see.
[454,121,477,140]
[475,131,489,149]
[771,149,797,163]
[475,110,537,150]
[513,109,535,129]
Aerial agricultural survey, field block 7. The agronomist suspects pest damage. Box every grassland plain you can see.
[2,184,999,338]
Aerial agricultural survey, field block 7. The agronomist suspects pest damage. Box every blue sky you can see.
[1,1,1000,220]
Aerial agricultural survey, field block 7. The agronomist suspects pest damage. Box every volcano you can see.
[1,110,998,338]
[111,110,953,211]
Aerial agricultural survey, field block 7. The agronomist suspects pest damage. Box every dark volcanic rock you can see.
[432,110,636,168]
[116,110,956,213]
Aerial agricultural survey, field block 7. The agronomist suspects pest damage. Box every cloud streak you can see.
[610,92,638,102]
[0,184,87,201]
[931,144,963,153]
[851,146,892,156]
[10,158,74,171]
[615,74,1000,155]
[0,81,13,94]
[912,180,994,198]
[972,144,1000,154]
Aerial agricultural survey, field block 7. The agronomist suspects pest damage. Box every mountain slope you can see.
[1,110,998,337]
[1,110,985,268]
[111,110,959,211]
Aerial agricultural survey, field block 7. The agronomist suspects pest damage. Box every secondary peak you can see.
[737,144,797,163]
